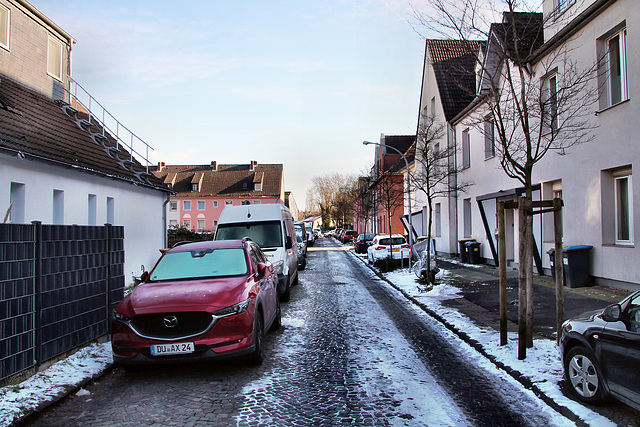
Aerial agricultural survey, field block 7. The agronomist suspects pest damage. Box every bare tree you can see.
[355,177,375,234]
[413,0,599,357]
[372,171,406,267]
[412,112,473,282]
[310,173,358,228]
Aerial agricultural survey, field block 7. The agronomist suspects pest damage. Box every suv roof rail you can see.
[171,241,192,248]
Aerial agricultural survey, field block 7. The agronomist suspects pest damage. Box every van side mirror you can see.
[285,236,293,249]
[140,271,150,283]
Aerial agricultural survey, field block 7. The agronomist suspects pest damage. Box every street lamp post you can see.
[363,141,413,265]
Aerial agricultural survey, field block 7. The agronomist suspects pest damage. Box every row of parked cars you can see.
[111,204,308,368]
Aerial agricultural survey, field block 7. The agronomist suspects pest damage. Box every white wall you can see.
[1,154,167,284]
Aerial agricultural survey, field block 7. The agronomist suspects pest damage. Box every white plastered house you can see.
[414,0,639,291]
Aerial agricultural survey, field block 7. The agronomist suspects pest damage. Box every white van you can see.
[214,204,299,301]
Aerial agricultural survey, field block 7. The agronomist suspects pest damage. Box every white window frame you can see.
[463,198,472,237]
[47,36,63,81]
[53,189,64,225]
[9,182,25,223]
[170,201,177,211]
[543,73,558,134]
[225,200,233,206]
[556,0,575,14]
[484,118,495,159]
[614,172,633,245]
[0,5,10,51]
[253,200,261,205]
[213,201,218,208]
[462,130,470,169]
[605,28,628,107]
[197,200,205,211]
[183,200,191,211]
[88,194,97,226]
[197,219,205,231]
[107,197,114,225]
[183,219,191,229]
[435,203,442,237]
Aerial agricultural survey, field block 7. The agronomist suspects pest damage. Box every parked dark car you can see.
[354,233,375,253]
[341,230,359,244]
[560,290,640,411]
[112,239,281,367]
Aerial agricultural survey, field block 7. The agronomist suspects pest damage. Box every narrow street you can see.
[26,238,570,426]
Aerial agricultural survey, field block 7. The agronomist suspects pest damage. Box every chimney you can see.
[211,161,217,171]
[157,162,165,172]
[250,160,257,171]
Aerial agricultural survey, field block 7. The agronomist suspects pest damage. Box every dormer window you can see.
[47,36,63,81]
[0,5,9,51]
[192,183,199,192]
[254,182,262,192]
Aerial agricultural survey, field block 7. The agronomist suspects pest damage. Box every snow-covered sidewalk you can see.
[0,342,113,426]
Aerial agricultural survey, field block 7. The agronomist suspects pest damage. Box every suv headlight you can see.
[112,310,131,323]
[272,260,284,275]
[213,298,251,317]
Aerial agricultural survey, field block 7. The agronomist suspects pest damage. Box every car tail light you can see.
[401,244,409,249]
[374,246,385,250]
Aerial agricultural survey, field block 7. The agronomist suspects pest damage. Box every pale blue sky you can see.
[35,0,426,208]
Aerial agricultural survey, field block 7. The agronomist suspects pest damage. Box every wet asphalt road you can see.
[24,238,569,426]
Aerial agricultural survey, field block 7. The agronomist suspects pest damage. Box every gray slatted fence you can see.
[0,222,124,382]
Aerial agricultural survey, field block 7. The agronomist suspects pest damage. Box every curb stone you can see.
[11,363,116,426]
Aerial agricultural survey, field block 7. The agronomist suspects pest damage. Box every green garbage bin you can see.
[458,238,475,263]
[547,245,593,288]
[467,241,482,264]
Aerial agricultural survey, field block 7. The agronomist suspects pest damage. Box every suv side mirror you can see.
[602,304,622,322]
[257,262,267,279]
[140,271,150,283]
[285,235,293,249]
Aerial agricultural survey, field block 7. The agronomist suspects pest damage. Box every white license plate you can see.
[150,342,195,356]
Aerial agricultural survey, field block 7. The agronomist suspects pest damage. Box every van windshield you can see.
[216,221,283,248]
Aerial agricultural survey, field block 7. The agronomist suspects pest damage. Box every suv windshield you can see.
[150,248,248,281]
[216,221,283,248]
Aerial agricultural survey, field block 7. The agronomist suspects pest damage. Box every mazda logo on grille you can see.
[163,315,178,328]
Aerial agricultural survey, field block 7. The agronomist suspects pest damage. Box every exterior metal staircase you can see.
[62,77,154,173]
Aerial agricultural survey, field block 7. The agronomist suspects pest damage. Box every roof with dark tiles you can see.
[0,75,168,192]
[153,163,284,198]
[491,12,544,64]
[427,39,483,122]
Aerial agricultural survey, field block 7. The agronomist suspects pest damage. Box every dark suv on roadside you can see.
[560,290,640,411]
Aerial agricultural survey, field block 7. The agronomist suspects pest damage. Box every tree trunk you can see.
[525,200,534,348]
[554,198,565,345]
[518,197,528,360]
[498,201,508,346]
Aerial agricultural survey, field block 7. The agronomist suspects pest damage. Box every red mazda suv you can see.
[111,239,280,367]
